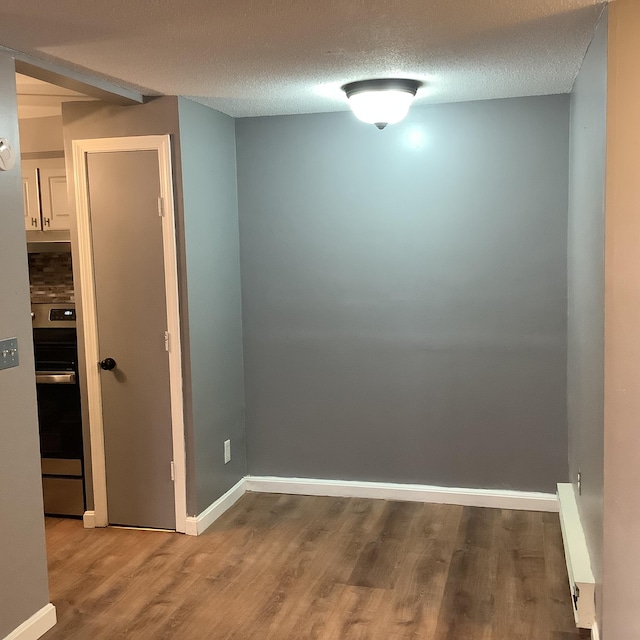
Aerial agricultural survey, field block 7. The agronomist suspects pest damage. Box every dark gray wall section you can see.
[0,54,51,637]
[237,96,569,492]
[567,8,607,622]
[177,98,246,514]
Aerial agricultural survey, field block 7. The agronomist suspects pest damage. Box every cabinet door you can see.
[39,158,69,231]
[22,160,41,230]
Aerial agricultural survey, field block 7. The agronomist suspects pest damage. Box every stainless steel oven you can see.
[32,303,85,517]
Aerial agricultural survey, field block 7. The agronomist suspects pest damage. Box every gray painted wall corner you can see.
[177,98,247,515]
[567,7,607,624]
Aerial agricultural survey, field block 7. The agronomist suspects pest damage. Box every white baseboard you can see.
[245,476,559,512]
[557,483,596,629]
[83,510,96,529]
[3,603,56,640]
[182,475,558,537]
[591,620,600,640]
[185,478,246,536]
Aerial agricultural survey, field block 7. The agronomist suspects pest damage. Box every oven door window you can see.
[36,383,83,459]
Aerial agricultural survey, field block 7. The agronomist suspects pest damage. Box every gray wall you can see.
[567,8,607,624]
[236,95,570,493]
[0,54,51,637]
[177,98,246,514]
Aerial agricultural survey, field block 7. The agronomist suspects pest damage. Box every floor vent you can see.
[557,483,596,629]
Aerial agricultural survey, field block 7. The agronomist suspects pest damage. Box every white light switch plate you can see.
[0,337,19,370]
[224,439,231,464]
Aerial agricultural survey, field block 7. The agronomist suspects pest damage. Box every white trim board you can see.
[185,478,246,536]
[557,482,596,629]
[3,603,56,640]
[7,48,143,105]
[591,621,600,640]
[83,510,95,529]
[245,476,559,512]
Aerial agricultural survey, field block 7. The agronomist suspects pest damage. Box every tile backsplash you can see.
[29,252,75,303]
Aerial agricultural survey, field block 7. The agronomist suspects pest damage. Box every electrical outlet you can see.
[224,439,231,464]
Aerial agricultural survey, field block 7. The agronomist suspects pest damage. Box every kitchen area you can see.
[18,73,95,518]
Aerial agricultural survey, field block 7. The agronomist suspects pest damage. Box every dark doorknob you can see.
[99,357,117,371]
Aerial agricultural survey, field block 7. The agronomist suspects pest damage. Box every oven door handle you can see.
[35,371,77,385]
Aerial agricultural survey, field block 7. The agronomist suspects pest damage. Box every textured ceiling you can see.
[1,0,605,117]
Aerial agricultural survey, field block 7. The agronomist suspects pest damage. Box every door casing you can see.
[72,135,187,532]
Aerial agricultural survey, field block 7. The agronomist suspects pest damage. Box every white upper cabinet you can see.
[22,159,41,230]
[22,157,69,232]
[39,158,69,230]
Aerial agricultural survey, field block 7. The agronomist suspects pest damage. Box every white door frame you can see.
[72,135,187,533]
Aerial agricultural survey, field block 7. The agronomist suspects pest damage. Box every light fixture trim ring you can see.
[342,78,421,98]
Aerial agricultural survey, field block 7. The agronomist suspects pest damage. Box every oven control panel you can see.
[49,309,76,322]
[32,303,77,329]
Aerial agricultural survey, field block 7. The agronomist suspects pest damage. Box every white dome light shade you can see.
[342,79,421,129]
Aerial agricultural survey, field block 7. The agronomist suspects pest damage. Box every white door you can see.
[73,135,186,532]
[87,149,176,530]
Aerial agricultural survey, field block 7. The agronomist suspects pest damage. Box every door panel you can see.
[22,159,41,230]
[39,158,69,230]
[87,150,175,530]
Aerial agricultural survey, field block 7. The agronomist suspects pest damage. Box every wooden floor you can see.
[43,493,588,640]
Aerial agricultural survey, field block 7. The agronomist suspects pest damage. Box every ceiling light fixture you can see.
[342,79,421,130]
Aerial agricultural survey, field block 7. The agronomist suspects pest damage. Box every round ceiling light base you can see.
[342,78,421,129]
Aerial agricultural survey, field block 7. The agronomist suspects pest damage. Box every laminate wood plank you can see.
[152,495,349,639]
[385,503,463,639]
[320,585,391,640]
[42,495,582,640]
[347,500,417,589]
[220,520,341,636]
[432,506,500,640]
[62,538,185,639]
[491,510,547,640]
[187,494,325,588]
[261,498,388,639]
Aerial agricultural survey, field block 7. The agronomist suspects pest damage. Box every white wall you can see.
[603,0,640,636]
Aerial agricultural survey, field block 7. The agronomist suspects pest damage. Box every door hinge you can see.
[170,460,175,482]
[158,196,165,217]
[164,330,170,352]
